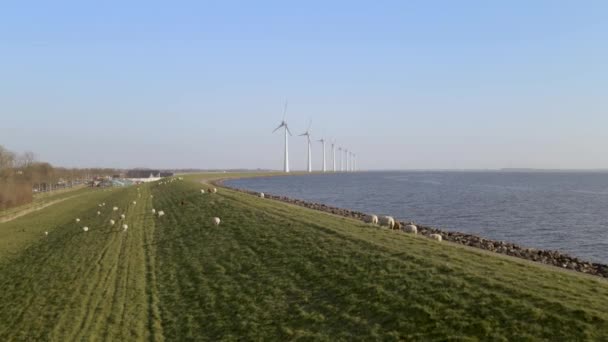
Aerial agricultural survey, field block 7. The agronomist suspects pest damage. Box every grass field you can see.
[1,173,608,340]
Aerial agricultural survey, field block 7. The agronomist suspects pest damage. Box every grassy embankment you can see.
[0,173,607,340]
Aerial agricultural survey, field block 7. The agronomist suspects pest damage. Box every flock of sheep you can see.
[45,177,438,244]
[200,187,221,226]
[363,214,442,241]
[255,190,442,242]
[42,178,225,238]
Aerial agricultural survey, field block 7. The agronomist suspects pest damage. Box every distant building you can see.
[125,169,173,183]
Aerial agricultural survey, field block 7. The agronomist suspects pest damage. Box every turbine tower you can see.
[272,101,292,172]
[299,120,313,173]
[338,147,343,171]
[317,138,327,172]
[331,140,336,172]
[353,153,357,172]
[345,149,349,172]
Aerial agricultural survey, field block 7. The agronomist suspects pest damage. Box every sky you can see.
[1,0,607,170]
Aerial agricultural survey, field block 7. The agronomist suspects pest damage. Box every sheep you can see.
[212,188,217,194]
[45,231,49,236]
[97,211,101,215]
[429,233,442,242]
[259,192,265,198]
[150,195,154,198]
[200,189,206,194]
[212,217,221,226]
[75,218,80,223]
[157,211,165,217]
[402,224,418,234]
[122,224,128,231]
[151,209,156,214]
[393,221,402,230]
[82,226,89,232]
[379,216,395,229]
[132,201,137,205]
[113,206,119,211]
[120,214,126,219]
[102,202,105,206]
[364,214,378,225]
[110,219,115,226]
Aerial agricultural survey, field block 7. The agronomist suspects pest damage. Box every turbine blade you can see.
[272,122,284,133]
[285,124,292,136]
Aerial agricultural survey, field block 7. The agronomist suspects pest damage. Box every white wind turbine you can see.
[299,120,313,173]
[272,101,292,173]
[317,138,327,172]
[338,146,343,171]
[331,140,336,172]
[345,148,349,172]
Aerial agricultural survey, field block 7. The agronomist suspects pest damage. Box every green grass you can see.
[1,173,608,340]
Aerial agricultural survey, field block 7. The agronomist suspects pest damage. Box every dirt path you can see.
[0,194,83,223]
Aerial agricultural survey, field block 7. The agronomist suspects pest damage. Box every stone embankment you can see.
[217,180,608,279]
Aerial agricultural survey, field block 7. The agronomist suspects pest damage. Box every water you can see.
[226,171,608,264]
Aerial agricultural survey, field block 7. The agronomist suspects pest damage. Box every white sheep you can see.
[429,233,442,242]
[259,192,265,198]
[364,214,378,225]
[110,219,115,226]
[113,206,118,211]
[45,231,49,236]
[402,224,418,234]
[132,201,137,205]
[379,216,395,229]
[151,209,156,214]
[212,188,217,193]
[157,211,165,217]
[120,214,126,219]
[97,211,101,215]
[122,224,128,231]
[200,189,206,194]
[212,217,221,226]
[102,202,105,206]
[75,218,80,223]
[150,195,154,198]
[82,226,89,232]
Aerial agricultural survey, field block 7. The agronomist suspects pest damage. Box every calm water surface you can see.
[226,171,608,263]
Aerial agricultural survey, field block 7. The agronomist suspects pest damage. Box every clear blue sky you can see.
[1,1,607,170]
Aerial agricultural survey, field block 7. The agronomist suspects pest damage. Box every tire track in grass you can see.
[99,187,150,341]
[142,191,164,342]
[1,189,127,339]
[61,189,137,340]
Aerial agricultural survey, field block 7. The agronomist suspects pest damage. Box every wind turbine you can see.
[299,120,312,173]
[353,153,357,172]
[272,101,292,172]
[331,140,336,172]
[317,138,327,172]
[345,148,349,172]
[338,146,343,171]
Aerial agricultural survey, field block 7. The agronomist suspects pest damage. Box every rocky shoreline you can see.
[215,179,608,279]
